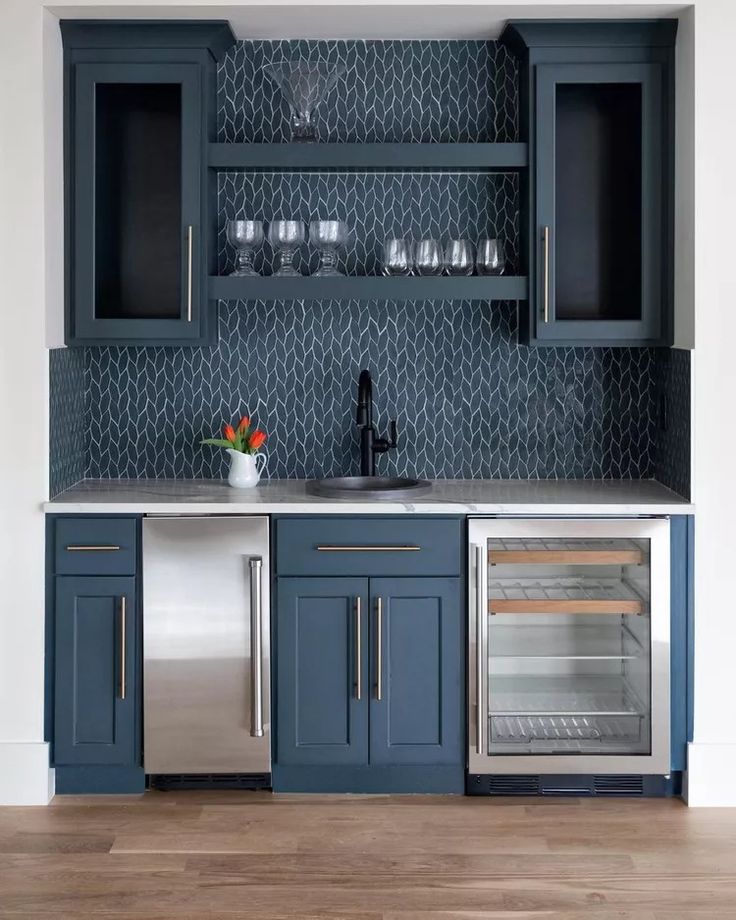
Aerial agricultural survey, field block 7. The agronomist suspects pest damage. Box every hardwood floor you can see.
[0,792,735,918]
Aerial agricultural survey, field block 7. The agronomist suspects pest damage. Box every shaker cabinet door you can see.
[533,60,666,345]
[68,61,207,344]
[368,578,463,766]
[54,576,138,766]
[276,578,369,766]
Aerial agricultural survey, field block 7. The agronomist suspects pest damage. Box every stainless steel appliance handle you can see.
[375,596,383,701]
[475,544,483,755]
[249,557,264,737]
[354,596,362,700]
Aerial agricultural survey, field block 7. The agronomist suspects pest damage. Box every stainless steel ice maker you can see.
[142,515,270,775]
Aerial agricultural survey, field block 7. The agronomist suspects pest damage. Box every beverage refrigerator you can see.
[468,518,671,792]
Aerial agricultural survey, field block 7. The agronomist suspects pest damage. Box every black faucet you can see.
[355,369,397,477]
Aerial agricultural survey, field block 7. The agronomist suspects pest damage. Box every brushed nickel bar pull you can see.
[119,595,127,701]
[375,596,383,701]
[249,557,264,737]
[543,225,550,323]
[65,545,121,552]
[354,596,362,701]
[186,225,194,323]
[316,545,420,552]
[475,545,483,755]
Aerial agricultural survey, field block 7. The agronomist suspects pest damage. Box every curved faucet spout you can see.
[356,369,373,428]
[354,368,397,478]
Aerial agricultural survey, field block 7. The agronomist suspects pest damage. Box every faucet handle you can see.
[373,419,398,455]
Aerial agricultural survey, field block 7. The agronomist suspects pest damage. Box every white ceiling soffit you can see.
[47,3,690,40]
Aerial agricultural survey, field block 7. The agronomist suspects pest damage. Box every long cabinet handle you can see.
[66,545,121,552]
[542,225,550,324]
[119,595,127,701]
[375,596,383,701]
[186,225,194,323]
[475,545,483,755]
[354,596,362,701]
[317,545,420,552]
[249,557,264,737]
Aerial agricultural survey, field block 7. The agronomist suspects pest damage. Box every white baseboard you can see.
[0,742,54,805]
[685,742,736,806]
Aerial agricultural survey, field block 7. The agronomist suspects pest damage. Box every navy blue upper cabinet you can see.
[54,575,137,765]
[61,22,234,346]
[501,20,677,346]
[369,578,463,766]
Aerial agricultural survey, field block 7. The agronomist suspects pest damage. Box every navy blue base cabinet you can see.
[48,517,144,793]
[273,518,465,793]
[61,22,234,346]
[501,20,677,346]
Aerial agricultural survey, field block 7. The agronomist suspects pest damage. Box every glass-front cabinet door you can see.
[533,62,665,345]
[468,518,670,775]
[69,61,206,344]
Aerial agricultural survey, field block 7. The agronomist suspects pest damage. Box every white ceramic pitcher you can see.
[226,448,266,488]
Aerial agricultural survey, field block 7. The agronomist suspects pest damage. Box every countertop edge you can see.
[42,500,695,515]
[42,479,695,516]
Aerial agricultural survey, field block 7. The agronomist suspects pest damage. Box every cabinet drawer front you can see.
[276,518,462,577]
[54,519,137,575]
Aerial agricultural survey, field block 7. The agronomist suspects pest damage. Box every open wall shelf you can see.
[208,274,528,302]
[208,143,528,171]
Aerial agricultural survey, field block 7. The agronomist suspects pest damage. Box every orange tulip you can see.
[249,430,267,450]
[238,415,250,433]
[223,423,236,442]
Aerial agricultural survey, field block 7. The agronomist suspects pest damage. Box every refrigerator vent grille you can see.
[540,782,590,796]
[487,775,541,795]
[149,773,271,791]
[593,774,644,796]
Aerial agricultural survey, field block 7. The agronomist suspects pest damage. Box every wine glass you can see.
[382,238,413,276]
[265,61,345,143]
[268,220,305,276]
[476,238,506,275]
[309,220,348,276]
[444,240,475,276]
[413,239,443,276]
[226,220,264,276]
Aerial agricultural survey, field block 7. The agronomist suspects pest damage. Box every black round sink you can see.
[306,476,431,499]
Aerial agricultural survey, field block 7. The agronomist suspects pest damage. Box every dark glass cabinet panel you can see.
[94,83,182,320]
[535,62,663,344]
[554,83,642,322]
[69,62,206,344]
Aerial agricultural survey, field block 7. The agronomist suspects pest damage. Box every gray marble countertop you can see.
[44,479,694,515]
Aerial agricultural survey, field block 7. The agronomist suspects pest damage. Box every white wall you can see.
[0,0,55,804]
[1,0,734,804]
[685,0,736,806]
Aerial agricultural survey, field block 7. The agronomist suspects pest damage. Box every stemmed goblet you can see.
[268,220,306,276]
[309,220,348,276]
[226,220,264,276]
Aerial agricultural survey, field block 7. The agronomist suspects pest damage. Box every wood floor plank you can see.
[0,793,735,917]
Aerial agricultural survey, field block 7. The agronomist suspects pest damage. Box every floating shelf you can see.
[488,577,644,615]
[208,142,528,171]
[209,274,528,302]
[488,538,644,566]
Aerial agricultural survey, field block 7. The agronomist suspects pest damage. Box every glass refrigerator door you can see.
[486,534,651,756]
